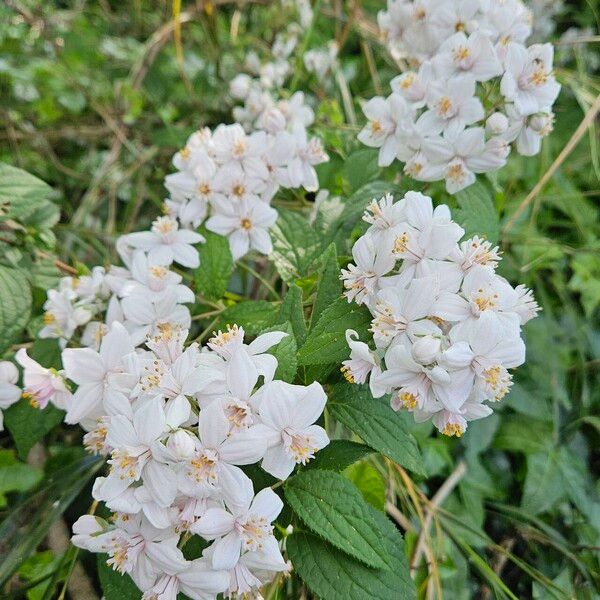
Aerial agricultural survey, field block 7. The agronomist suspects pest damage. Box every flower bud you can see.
[258,107,286,133]
[229,74,252,100]
[167,430,196,459]
[528,112,553,135]
[411,336,441,364]
[486,112,509,135]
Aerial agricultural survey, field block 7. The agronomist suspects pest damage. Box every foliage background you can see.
[0,0,599,598]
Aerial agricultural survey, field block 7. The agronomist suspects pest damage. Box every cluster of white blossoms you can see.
[359,0,561,193]
[340,191,539,437]
[16,320,329,598]
[163,120,328,260]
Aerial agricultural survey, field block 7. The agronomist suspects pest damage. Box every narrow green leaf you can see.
[262,322,298,383]
[278,284,307,345]
[328,383,424,475]
[287,506,414,600]
[310,243,342,329]
[284,469,388,569]
[298,297,371,366]
[0,265,32,353]
[194,229,233,301]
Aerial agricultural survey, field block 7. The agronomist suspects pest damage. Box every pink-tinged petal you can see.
[249,488,283,522]
[193,508,235,539]
[211,530,243,570]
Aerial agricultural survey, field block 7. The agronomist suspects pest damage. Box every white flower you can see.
[0,361,20,430]
[122,217,205,269]
[15,349,70,410]
[212,124,269,180]
[340,330,379,385]
[206,197,277,260]
[193,475,283,570]
[504,106,554,156]
[255,380,329,479]
[39,288,92,341]
[358,94,415,166]
[500,42,560,115]
[284,125,329,191]
[432,31,502,82]
[390,63,435,109]
[62,322,137,424]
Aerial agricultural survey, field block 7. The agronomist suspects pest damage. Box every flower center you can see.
[152,216,176,235]
[233,184,246,197]
[443,422,465,437]
[436,96,454,118]
[284,429,318,464]
[187,450,219,485]
[238,516,272,551]
[453,45,470,62]
[240,218,252,230]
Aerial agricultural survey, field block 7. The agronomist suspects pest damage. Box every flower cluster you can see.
[340,191,539,436]
[18,322,329,599]
[359,0,560,192]
[163,121,328,261]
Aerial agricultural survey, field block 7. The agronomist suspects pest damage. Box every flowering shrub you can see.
[360,0,561,192]
[341,192,538,436]
[0,1,599,599]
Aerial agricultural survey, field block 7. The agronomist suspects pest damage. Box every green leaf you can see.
[310,243,342,329]
[455,180,500,243]
[0,450,43,507]
[298,297,371,366]
[307,440,373,472]
[217,301,279,335]
[493,416,553,454]
[194,229,233,301]
[4,402,64,460]
[262,322,297,383]
[278,284,307,345]
[328,383,424,475]
[0,163,52,222]
[285,470,389,569]
[97,554,141,600]
[342,149,381,191]
[0,265,32,353]
[521,451,565,515]
[287,506,414,600]
[269,208,322,282]
[345,461,386,511]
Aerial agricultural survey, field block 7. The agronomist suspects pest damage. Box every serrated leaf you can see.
[287,506,414,600]
[328,383,424,475]
[455,180,500,243]
[284,469,388,569]
[493,416,553,454]
[217,301,280,335]
[0,163,52,222]
[310,242,342,329]
[345,461,386,511]
[97,554,141,599]
[269,208,322,282]
[278,284,307,345]
[307,440,373,472]
[0,265,32,353]
[298,297,371,366]
[261,322,297,383]
[195,229,233,301]
[4,402,64,460]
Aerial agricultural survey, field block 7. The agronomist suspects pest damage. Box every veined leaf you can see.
[328,383,424,475]
[261,321,297,383]
[310,242,342,329]
[455,180,500,243]
[284,469,388,569]
[0,163,52,222]
[217,300,279,335]
[278,284,307,345]
[194,229,233,301]
[298,297,371,366]
[0,265,32,353]
[307,440,373,472]
[287,506,414,600]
